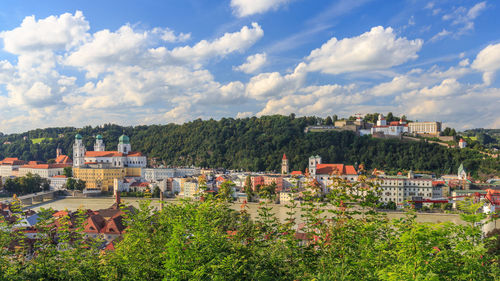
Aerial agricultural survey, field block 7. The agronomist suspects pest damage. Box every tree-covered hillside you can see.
[0,115,498,178]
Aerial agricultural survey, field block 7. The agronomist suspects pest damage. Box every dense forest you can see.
[0,115,498,178]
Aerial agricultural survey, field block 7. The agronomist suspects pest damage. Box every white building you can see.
[18,161,69,178]
[73,134,147,168]
[48,175,68,190]
[408,121,441,135]
[308,156,358,193]
[371,114,408,136]
[458,138,467,149]
[0,157,26,177]
[375,173,441,208]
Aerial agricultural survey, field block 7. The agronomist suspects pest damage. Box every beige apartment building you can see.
[408,121,441,135]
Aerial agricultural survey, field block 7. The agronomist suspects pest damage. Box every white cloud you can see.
[442,1,487,35]
[369,76,421,96]
[231,0,290,17]
[305,26,423,74]
[170,22,263,63]
[0,11,89,54]
[246,62,307,100]
[471,43,500,85]
[234,53,267,73]
[429,29,451,42]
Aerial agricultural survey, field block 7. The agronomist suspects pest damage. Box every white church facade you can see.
[73,134,147,168]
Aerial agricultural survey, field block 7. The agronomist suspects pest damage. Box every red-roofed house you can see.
[308,156,358,193]
[18,162,70,178]
[0,157,27,177]
[55,155,72,164]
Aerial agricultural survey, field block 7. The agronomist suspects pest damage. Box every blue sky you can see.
[0,0,499,133]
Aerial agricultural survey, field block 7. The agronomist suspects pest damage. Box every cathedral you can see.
[73,134,147,168]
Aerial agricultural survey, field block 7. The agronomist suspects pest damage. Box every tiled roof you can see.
[85,151,143,157]
[21,163,71,169]
[291,171,303,175]
[55,155,72,164]
[0,157,27,166]
[316,164,357,175]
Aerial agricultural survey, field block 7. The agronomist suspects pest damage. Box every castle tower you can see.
[281,153,289,175]
[117,134,131,155]
[73,134,86,167]
[377,114,386,126]
[94,134,105,151]
[56,145,62,157]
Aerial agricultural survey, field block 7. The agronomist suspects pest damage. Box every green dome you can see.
[119,134,130,144]
[96,134,103,140]
[75,134,82,140]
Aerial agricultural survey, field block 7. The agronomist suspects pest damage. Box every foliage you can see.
[66,178,86,191]
[63,166,73,177]
[0,179,499,280]
[218,180,235,202]
[3,172,50,195]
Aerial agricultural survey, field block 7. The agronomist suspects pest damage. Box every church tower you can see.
[117,134,131,155]
[73,134,86,167]
[94,134,105,151]
[308,155,322,178]
[281,153,289,175]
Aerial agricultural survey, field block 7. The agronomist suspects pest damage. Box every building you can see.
[281,153,289,175]
[72,134,146,191]
[408,121,441,136]
[0,157,27,177]
[73,134,147,169]
[142,167,200,183]
[18,161,70,178]
[371,115,408,136]
[458,138,467,149]
[73,167,126,191]
[308,155,357,193]
[48,175,67,190]
[375,172,440,208]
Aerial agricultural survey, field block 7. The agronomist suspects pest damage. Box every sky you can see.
[0,0,499,133]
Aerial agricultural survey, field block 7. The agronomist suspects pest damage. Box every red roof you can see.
[216,176,226,182]
[0,157,26,165]
[85,151,143,157]
[55,155,72,164]
[432,180,445,187]
[486,189,500,206]
[52,175,67,178]
[389,121,400,126]
[459,139,465,142]
[21,163,71,169]
[291,171,303,175]
[130,182,150,187]
[282,153,287,160]
[316,164,357,175]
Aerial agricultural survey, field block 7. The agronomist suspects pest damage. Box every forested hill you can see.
[0,115,498,178]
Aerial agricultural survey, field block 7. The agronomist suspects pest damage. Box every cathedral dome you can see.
[75,134,82,140]
[96,134,103,140]
[119,134,130,144]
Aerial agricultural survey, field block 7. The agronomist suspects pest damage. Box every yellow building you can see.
[74,167,142,192]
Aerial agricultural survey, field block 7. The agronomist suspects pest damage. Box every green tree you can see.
[218,180,235,202]
[63,166,72,177]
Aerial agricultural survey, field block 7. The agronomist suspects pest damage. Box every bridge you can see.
[1,190,58,206]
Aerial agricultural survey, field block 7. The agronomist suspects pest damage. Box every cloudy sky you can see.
[0,0,499,133]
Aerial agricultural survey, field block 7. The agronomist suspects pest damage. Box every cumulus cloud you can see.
[170,22,263,63]
[369,76,421,96]
[234,53,267,73]
[231,0,290,17]
[471,43,500,85]
[305,26,423,74]
[0,11,89,54]
[246,62,307,100]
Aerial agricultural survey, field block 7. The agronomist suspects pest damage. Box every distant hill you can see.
[0,115,498,178]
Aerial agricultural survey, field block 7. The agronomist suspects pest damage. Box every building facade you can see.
[408,121,441,135]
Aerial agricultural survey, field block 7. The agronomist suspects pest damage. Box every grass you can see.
[31,137,53,144]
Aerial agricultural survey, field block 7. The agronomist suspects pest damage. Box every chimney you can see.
[115,191,121,206]
[159,191,164,211]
